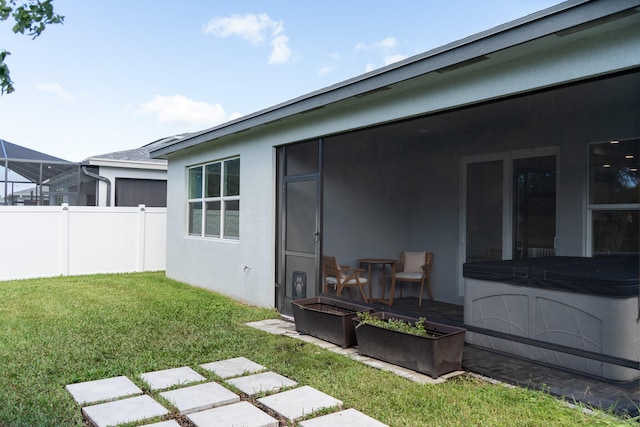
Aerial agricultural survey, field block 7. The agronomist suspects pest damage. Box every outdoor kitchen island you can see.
[463,256,639,382]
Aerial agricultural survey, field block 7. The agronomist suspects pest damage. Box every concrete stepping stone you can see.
[299,408,389,426]
[65,376,142,405]
[140,366,206,390]
[257,385,342,421]
[82,395,168,427]
[137,421,181,427]
[159,381,240,415]
[187,400,278,427]
[226,371,297,396]
[200,356,266,379]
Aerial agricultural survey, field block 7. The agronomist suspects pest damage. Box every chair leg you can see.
[387,277,396,306]
[356,283,368,303]
[426,277,433,301]
[418,280,424,306]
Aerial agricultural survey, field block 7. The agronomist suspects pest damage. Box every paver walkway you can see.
[66,317,469,426]
[66,356,389,427]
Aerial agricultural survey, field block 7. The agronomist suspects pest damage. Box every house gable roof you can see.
[151,0,640,159]
[84,147,167,170]
[82,136,188,170]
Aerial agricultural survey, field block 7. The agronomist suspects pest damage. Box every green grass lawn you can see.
[0,272,634,426]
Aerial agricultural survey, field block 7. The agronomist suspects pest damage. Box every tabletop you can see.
[357,258,397,264]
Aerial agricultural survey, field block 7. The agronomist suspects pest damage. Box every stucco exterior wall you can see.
[164,133,277,307]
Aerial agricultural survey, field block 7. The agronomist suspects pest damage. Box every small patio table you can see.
[357,258,397,306]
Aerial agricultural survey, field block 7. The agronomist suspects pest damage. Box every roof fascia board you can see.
[85,157,168,170]
[151,0,640,159]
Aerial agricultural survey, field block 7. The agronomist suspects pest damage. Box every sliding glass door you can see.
[465,159,504,263]
[512,156,557,260]
[460,150,557,294]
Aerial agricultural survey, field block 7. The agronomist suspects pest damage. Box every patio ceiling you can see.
[349,69,639,145]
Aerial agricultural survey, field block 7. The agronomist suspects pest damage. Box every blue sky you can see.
[1,0,560,162]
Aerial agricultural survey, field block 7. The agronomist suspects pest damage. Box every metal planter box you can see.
[291,296,373,348]
[354,312,466,378]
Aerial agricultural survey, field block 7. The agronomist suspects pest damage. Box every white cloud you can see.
[384,54,407,66]
[376,37,398,51]
[318,65,333,76]
[35,82,73,101]
[204,13,292,64]
[355,37,398,52]
[356,37,405,72]
[137,95,240,127]
[269,34,292,64]
[316,52,340,77]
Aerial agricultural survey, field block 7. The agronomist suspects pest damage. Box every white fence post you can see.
[137,204,146,272]
[60,203,70,276]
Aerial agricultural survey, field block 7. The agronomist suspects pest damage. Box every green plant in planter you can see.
[356,311,437,338]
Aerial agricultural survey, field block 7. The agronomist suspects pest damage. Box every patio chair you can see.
[390,251,433,306]
[322,255,369,302]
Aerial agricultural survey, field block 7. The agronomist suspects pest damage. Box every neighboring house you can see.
[151,0,639,315]
[3,186,47,205]
[2,137,171,207]
[79,142,168,207]
[48,138,172,207]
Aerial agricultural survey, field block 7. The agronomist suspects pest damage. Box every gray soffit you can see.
[151,0,640,159]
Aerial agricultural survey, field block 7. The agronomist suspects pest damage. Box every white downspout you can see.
[81,165,112,206]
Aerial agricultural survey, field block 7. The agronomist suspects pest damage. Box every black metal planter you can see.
[291,296,373,348]
[354,312,466,378]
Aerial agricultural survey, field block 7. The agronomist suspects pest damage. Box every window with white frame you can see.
[188,157,240,239]
[588,139,638,256]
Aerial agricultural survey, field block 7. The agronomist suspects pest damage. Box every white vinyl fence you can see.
[0,204,166,281]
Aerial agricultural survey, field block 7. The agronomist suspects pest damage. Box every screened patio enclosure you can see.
[0,139,78,205]
[276,69,639,313]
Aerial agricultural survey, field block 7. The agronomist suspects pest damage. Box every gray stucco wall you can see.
[164,133,277,307]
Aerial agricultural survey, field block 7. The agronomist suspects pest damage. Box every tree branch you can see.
[0,0,64,94]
